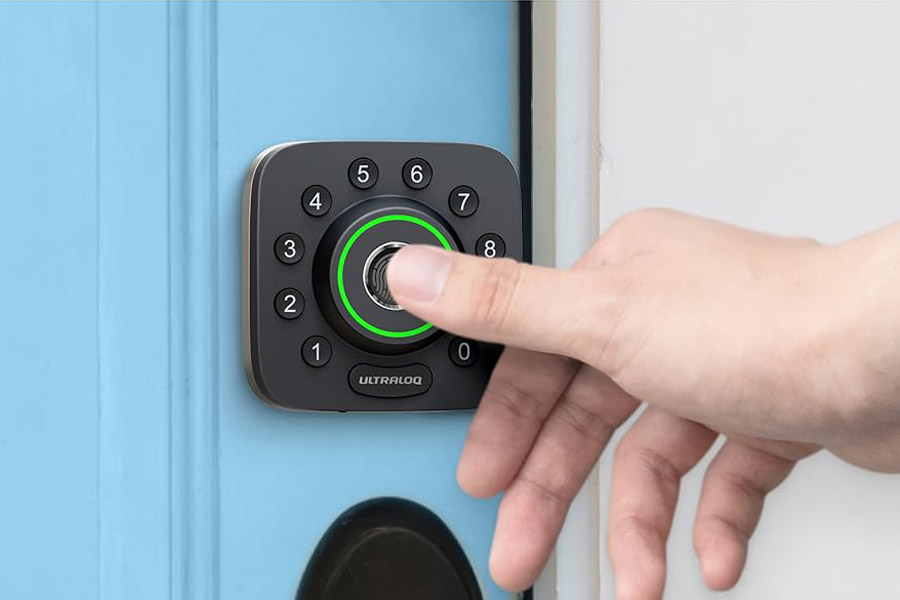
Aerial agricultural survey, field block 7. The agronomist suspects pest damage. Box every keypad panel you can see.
[244,141,524,411]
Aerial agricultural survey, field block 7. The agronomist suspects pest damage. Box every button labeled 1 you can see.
[302,336,332,367]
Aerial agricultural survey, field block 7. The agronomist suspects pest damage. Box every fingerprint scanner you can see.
[363,241,407,311]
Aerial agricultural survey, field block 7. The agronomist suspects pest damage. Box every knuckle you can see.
[636,447,682,487]
[470,258,523,331]
[720,469,768,501]
[516,472,569,509]
[578,269,636,376]
[558,397,614,445]
[593,209,660,264]
[696,514,751,546]
[609,208,668,236]
[486,377,548,426]
[611,514,666,555]
[615,440,681,488]
[788,235,822,248]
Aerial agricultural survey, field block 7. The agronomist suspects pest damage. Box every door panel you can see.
[0,2,521,599]
[0,3,103,598]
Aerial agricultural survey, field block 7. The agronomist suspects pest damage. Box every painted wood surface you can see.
[0,2,519,598]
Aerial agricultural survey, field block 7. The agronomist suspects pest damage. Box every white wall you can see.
[598,2,900,599]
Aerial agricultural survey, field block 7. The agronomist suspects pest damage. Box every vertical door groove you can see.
[168,3,221,599]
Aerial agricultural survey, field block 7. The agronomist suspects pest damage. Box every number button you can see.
[475,233,505,259]
[302,336,332,367]
[274,233,304,264]
[402,158,432,190]
[349,157,378,190]
[449,186,479,217]
[449,337,478,367]
[275,288,304,320]
[302,185,332,217]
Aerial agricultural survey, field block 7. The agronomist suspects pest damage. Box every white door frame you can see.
[532,2,602,598]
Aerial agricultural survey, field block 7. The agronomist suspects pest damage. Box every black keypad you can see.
[245,142,523,411]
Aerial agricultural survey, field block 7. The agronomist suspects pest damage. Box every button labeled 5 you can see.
[349,157,378,190]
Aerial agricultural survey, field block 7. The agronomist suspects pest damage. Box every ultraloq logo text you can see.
[357,375,424,386]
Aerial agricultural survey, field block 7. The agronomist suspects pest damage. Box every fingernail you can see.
[387,245,451,303]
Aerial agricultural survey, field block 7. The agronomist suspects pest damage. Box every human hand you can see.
[386,209,900,597]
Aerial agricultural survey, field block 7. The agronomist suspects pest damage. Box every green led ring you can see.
[337,214,452,338]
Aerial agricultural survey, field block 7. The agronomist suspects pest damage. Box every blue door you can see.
[0,2,524,598]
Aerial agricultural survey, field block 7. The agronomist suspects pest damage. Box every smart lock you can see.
[243,141,524,411]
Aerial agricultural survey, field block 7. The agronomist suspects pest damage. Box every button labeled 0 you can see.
[349,363,433,398]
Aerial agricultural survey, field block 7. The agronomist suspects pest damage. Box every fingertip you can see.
[455,458,500,499]
[694,526,746,591]
[456,433,517,499]
[386,244,452,306]
[609,520,667,600]
[611,553,666,600]
[488,532,542,592]
[487,487,561,592]
[488,551,531,592]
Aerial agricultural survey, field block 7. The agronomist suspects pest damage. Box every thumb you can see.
[387,245,613,359]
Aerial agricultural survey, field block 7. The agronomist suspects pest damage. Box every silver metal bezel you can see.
[242,142,302,405]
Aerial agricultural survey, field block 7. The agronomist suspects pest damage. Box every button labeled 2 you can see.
[275,288,304,320]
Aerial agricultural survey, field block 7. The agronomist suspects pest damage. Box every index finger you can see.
[386,245,621,360]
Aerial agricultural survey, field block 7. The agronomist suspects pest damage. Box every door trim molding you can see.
[167,3,221,599]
